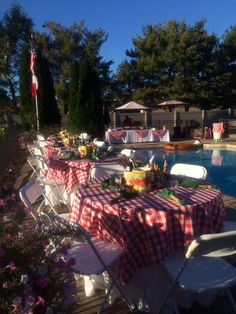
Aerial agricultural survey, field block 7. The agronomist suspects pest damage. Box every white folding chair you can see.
[19,181,54,220]
[93,140,106,148]
[27,143,44,156]
[38,211,135,313]
[34,139,48,152]
[89,162,125,180]
[170,163,207,180]
[27,144,45,178]
[36,133,46,141]
[27,155,69,208]
[79,132,91,143]
[159,231,236,313]
[120,148,136,157]
[19,182,69,221]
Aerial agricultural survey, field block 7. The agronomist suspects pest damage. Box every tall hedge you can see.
[68,61,79,130]
[77,59,104,137]
[35,49,61,127]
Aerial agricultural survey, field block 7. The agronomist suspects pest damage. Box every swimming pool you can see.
[133,148,236,196]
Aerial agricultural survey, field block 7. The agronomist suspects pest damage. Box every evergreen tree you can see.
[19,45,35,129]
[0,3,33,108]
[68,61,79,130]
[36,49,61,127]
[77,59,103,137]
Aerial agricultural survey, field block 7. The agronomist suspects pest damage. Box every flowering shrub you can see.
[0,186,77,313]
[18,130,36,150]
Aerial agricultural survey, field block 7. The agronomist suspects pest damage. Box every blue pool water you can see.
[133,148,236,196]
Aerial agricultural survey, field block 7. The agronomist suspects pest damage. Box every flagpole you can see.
[35,93,39,131]
[30,33,40,131]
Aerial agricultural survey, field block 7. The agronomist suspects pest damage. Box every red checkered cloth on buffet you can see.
[48,156,128,194]
[135,129,149,138]
[110,130,127,139]
[44,145,62,158]
[70,183,225,285]
[152,129,167,137]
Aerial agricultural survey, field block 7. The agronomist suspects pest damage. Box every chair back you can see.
[37,133,46,141]
[89,162,125,180]
[120,148,136,157]
[40,210,91,243]
[27,143,43,156]
[79,133,91,141]
[212,122,225,134]
[93,140,106,148]
[34,139,48,148]
[185,230,236,259]
[19,181,44,208]
[170,163,207,179]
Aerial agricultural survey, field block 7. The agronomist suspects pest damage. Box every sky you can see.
[1,0,236,72]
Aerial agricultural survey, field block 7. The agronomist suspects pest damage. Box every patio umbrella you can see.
[115,101,150,111]
[158,99,189,106]
[157,99,189,112]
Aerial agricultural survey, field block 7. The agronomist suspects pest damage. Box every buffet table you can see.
[105,128,170,144]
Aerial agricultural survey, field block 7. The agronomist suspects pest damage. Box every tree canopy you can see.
[116,19,236,109]
[1,2,236,121]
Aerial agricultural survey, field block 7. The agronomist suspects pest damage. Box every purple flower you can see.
[25,293,36,306]
[0,198,6,206]
[38,276,49,288]
[6,261,16,271]
[11,193,17,200]
[11,296,23,311]
[36,296,45,306]
[56,256,67,268]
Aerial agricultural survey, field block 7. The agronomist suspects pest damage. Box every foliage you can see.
[18,130,36,149]
[0,186,76,313]
[35,49,61,127]
[77,59,104,137]
[0,3,33,108]
[116,19,236,109]
[68,61,80,130]
[34,21,110,113]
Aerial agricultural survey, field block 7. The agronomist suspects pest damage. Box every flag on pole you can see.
[32,74,38,97]
[30,49,38,96]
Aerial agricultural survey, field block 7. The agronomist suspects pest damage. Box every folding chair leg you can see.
[97,282,114,314]
[226,288,236,313]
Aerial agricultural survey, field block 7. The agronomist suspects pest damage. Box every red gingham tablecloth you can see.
[70,183,225,285]
[48,156,128,194]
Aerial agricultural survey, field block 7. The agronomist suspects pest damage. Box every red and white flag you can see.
[31,74,38,97]
[30,49,38,96]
